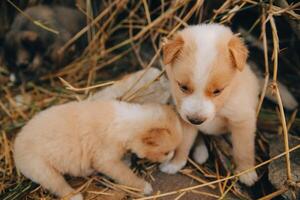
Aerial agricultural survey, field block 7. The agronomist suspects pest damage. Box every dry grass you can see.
[0,0,300,199]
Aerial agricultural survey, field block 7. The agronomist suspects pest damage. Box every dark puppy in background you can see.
[4,5,86,82]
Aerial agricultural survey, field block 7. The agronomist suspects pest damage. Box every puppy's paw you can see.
[159,160,186,174]
[70,193,84,200]
[238,170,258,186]
[192,143,209,164]
[143,182,153,195]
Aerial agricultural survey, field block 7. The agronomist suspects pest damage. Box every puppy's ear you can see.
[4,31,18,66]
[228,35,248,71]
[142,128,170,146]
[4,31,15,51]
[163,35,184,65]
[20,31,39,44]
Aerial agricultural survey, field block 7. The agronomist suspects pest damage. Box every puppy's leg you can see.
[192,134,209,164]
[96,160,153,195]
[19,157,82,199]
[160,123,197,174]
[229,117,258,186]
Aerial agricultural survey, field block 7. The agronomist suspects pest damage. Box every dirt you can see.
[149,170,219,200]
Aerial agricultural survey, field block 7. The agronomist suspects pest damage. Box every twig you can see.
[59,77,114,92]
[6,0,59,34]
[191,190,220,198]
[174,192,186,200]
[135,144,300,200]
[256,6,270,116]
[218,178,238,200]
[269,13,292,181]
[257,187,288,200]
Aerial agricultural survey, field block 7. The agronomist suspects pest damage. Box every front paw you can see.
[192,143,209,164]
[238,170,258,186]
[143,182,153,195]
[70,193,84,200]
[159,160,186,174]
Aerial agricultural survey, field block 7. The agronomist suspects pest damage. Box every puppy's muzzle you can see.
[17,60,29,69]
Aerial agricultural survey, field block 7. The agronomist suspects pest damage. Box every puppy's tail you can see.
[258,77,298,110]
[250,62,298,110]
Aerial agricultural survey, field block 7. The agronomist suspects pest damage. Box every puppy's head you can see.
[4,30,47,81]
[4,30,75,81]
[163,24,248,126]
[130,106,183,163]
[4,31,44,70]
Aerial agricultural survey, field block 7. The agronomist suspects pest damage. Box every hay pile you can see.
[0,0,300,199]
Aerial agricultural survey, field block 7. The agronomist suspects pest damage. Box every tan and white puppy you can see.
[14,100,182,200]
[159,24,259,186]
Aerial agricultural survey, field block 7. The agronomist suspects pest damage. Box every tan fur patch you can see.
[163,35,184,65]
[205,35,237,110]
[164,36,197,106]
[161,25,259,186]
[21,31,38,42]
[142,128,170,146]
[14,100,183,198]
[228,35,248,71]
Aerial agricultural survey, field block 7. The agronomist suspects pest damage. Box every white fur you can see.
[159,160,187,174]
[90,67,171,105]
[143,182,153,195]
[263,79,298,110]
[238,170,258,186]
[181,24,231,74]
[164,24,261,186]
[250,61,298,110]
[198,116,228,135]
[180,95,215,123]
[115,101,148,121]
[178,25,233,122]
[110,101,165,142]
[70,193,84,200]
[193,141,209,164]
[14,100,183,198]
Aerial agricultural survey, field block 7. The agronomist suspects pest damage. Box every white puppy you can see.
[14,100,183,199]
[160,24,260,186]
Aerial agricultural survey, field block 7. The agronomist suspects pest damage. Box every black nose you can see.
[187,116,206,125]
[17,61,29,69]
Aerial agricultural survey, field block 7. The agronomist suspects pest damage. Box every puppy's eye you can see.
[212,88,223,96]
[177,82,190,93]
[164,152,169,156]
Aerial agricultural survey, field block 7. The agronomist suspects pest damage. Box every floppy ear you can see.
[162,35,184,65]
[228,35,248,71]
[142,128,170,147]
[3,31,17,65]
[20,31,39,44]
[4,31,15,51]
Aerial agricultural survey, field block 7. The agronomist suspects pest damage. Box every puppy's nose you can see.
[187,116,206,125]
[17,61,29,68]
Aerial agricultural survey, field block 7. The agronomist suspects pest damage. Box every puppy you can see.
[4,5,86,82]
[14,100,182,200]
[159,24,259,186]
